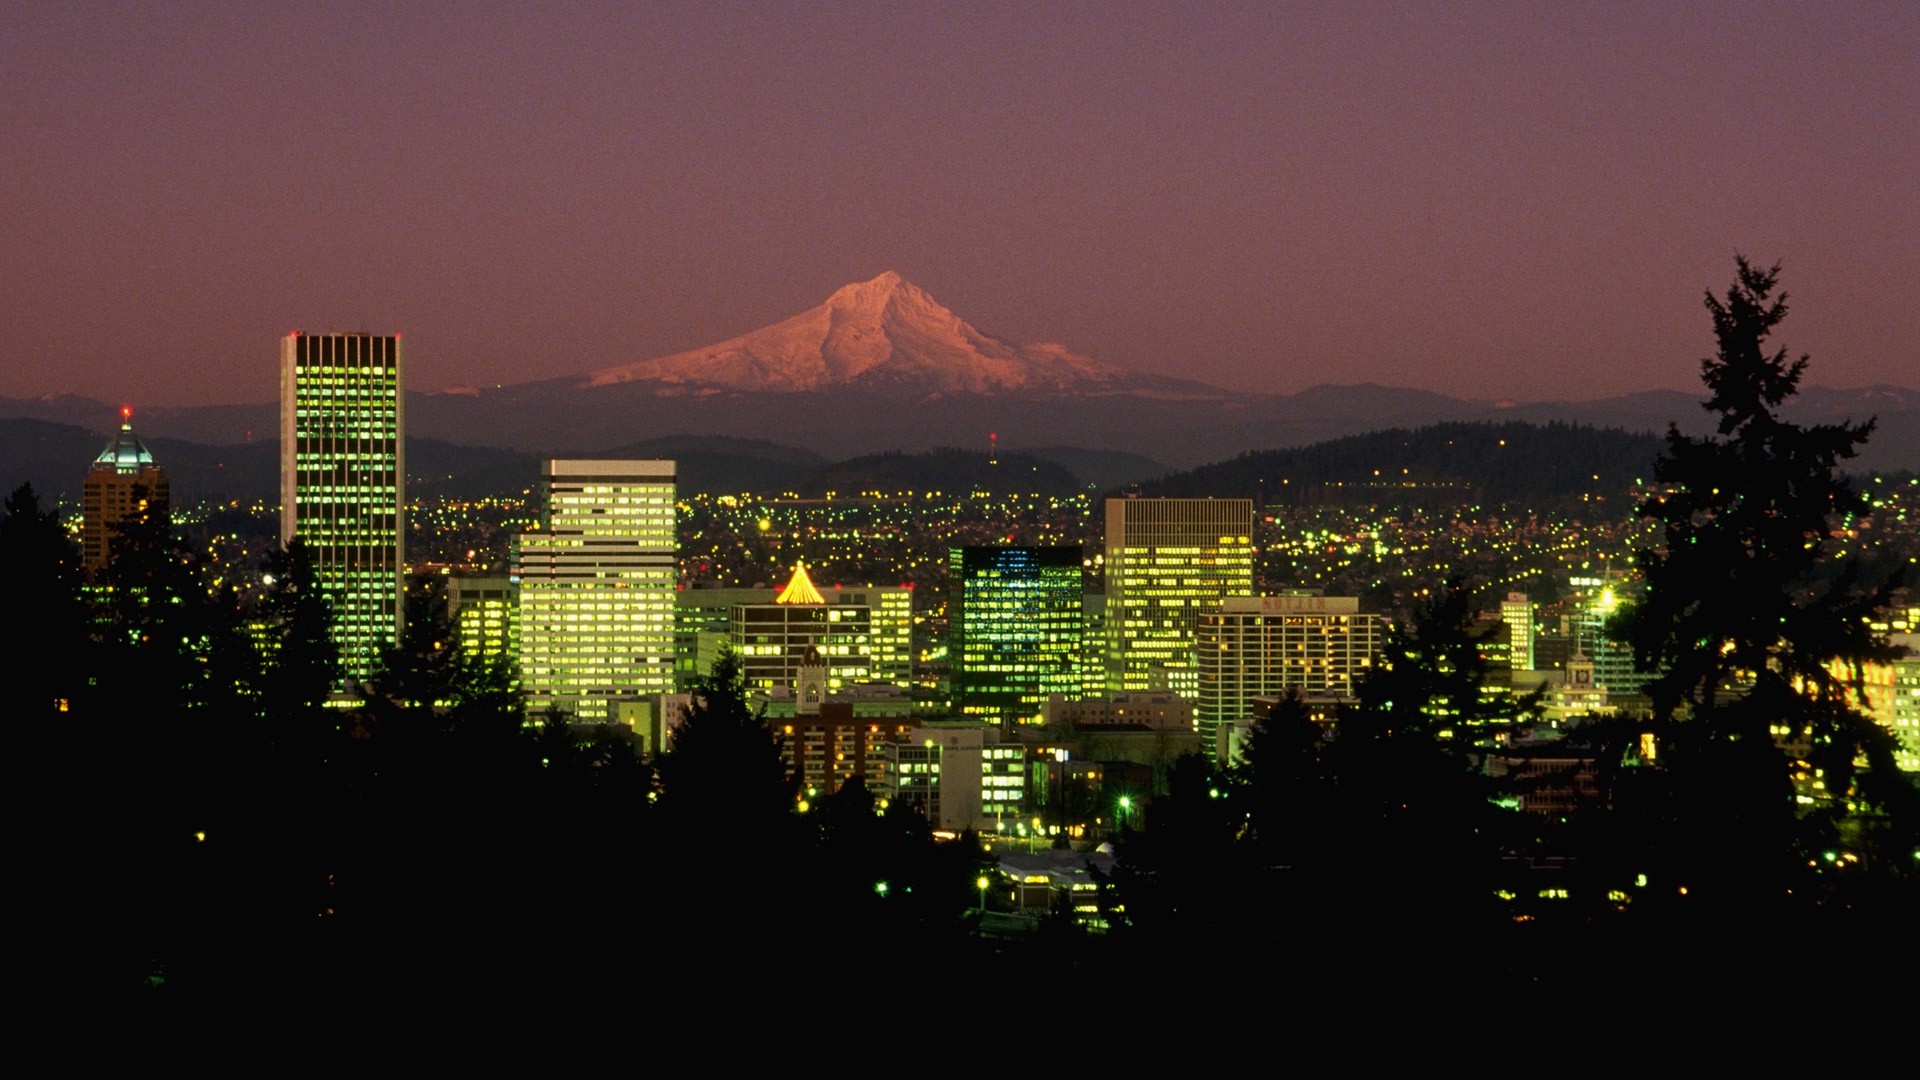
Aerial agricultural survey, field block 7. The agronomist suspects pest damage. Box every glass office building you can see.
[949,546,1084,725]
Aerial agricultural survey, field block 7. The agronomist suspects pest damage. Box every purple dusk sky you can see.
[4,1,1915,407]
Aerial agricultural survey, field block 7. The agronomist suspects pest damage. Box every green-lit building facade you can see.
[949,546,1084,725]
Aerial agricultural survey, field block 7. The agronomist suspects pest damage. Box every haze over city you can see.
[5,1,1915,409]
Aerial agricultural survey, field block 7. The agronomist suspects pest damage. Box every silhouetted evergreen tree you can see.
[1,483,89,720]
[1612,258,1914,913]
[1313,587,1528,971]
[80,488,272,989]
[258,539,339,735]
[650,644,802,979]
[5,484,98,992]
[655,644,793,828]
[1236,688,1330,873]
[1101,752,1246,973]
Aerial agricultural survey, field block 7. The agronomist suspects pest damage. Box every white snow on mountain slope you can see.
[582,271,1215,397]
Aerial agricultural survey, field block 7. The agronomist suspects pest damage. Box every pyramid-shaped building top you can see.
[93,412,159,475]
[775,563,825,605]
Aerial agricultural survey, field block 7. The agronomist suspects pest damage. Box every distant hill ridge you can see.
[6,379,1910,472]
[4,417,1796,511]
[1127,422,1669,506]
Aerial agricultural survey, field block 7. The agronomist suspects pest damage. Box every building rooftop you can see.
[92,413,158,475]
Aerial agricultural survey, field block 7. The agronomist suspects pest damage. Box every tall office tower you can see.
[949,546,1084,725]
[513,459,676,724]
[280,332,404,684]
[1103,497,1255,697]
[1196,595,1382,753]
[83,409,169,574]
[1501,592,1534,671]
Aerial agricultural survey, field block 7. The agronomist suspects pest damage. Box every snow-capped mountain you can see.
[582,271,1223,398]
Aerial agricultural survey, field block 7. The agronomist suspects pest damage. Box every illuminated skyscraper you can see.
[949,546,1084,725]
[1104,497,1254,697]
[83,409,169,574]
[1197,594,1382,752]
[513,459,676,723]
[280,332,404,684]
[1501,592,1534,671]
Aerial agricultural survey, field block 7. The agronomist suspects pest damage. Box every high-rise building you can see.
[513,459,676,723]
[1103,497,1255,697]
[949,546,1084,725]
[1501,592,1534,671]
[83,409,169,574]
[1196,594,1382,753]
[280,332,404,684]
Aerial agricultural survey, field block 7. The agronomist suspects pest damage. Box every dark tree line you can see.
[4,499,979,994]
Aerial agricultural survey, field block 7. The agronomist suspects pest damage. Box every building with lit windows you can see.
[1103,497,1254,697]
[1567,575,1648,694]
[1891,636,1920,773]
[886,723,1026,832]
[768,662,918,801]
[280,332,403,684]
[729,564,877,694]
[1196,594,1382,754]
[1044,692,1194,732]
[1846,632,1919,773]
[677,578,911,691]
[513,459,675,723]
[448,573,515,679]
[949,546,1084,725]
[1501,592,1534,671]
[83,409,169,574]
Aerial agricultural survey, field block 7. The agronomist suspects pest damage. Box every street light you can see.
[976,874,990,915]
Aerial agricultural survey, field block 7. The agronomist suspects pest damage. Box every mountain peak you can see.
[824,270,927,314]
[580,275,1226,399]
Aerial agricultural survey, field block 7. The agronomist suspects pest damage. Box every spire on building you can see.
[775,562,826,605]
[93,408,158,474]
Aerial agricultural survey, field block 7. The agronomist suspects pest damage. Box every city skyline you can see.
[4,3,1914,408]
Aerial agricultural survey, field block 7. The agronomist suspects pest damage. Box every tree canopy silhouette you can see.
[1614,257,1914,901]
